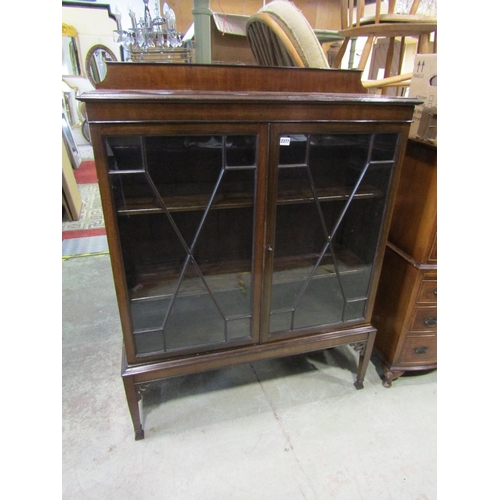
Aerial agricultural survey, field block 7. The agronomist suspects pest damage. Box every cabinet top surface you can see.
[77,63,420,107]
[79,89,420,107]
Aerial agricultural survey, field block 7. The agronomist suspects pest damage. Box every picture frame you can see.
[62,111,82,170]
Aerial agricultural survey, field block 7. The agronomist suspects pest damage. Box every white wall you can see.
[62,2,127,122]
[62,1,182,68]
[63,3,121,62]
[63,1,167,31]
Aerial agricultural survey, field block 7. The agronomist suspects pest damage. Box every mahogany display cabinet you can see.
[80,63,419,439]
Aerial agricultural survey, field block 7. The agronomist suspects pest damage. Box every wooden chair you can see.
[246,0,330,69]
[332,0,437,91]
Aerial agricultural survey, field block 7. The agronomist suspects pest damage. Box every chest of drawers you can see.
[372,139,437,387]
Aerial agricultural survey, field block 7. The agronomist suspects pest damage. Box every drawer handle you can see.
[424,316,437,327]
[433,288,437,296]
[414,346,428,355]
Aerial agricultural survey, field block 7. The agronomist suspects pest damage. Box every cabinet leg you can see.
[382,366,405,388]
[354,331,376,390]
[122,376,145,440]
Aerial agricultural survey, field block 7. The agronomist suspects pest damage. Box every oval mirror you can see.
[85,45,117,87]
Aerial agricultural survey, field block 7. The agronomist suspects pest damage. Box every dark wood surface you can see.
[80,64,418,438]
[372,139,437,387]
[80,64,419,130]
[387,139,437,263]
[98,62,367,93]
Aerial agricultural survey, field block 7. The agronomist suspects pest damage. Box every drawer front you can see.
[401,336,437,364]
[409,306,437,332]
[416,279,437,304]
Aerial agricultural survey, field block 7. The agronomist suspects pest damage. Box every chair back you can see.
[246,1,329,68]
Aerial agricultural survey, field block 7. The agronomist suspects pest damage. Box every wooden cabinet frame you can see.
[80,63,418,439]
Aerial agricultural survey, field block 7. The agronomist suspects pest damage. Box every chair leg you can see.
[358,35,374,71]
[397,36,406,75]
[384,37,396,78]
[418,33,431,54]
[380,37,396,96]
[332,37,350,68]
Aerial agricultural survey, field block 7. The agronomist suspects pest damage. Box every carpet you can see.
[74,160,99,184]
[63,157,108,258]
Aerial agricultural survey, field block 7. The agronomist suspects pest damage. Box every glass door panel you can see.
[268,131,399,336]
[105,133,258,356]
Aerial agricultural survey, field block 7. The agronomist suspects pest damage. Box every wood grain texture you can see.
[388,139,437,263]
[96,62,367,93]
[82,63,418,436]
[372,139,437,386]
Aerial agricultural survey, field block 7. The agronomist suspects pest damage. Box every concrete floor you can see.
[62,252,437,500]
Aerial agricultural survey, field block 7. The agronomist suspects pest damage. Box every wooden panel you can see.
[388,139,437,263]
[84,99,417,126]
[97,62,367,94]
[372,245,418,363]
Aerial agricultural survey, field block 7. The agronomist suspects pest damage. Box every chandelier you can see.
[113,1,183,59]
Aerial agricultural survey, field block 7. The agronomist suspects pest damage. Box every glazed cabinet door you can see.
[99,124,268,361]
[261,124,403,341]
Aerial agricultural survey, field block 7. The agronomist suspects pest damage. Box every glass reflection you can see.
[106,134,257,355]
[269,132,398,334]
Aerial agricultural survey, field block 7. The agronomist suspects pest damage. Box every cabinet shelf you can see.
[128,249,367,302]
[129,251,371,350]
[115,183,383,215]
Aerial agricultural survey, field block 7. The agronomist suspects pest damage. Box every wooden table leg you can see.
[123,376,145,440]
[354,330,376,390]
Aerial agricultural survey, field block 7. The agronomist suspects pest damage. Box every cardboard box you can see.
[210,12,256,65]
[408,54,437,145]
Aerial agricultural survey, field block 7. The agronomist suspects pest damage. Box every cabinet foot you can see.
[135,428,145,440]
[382,368,405,388]
[354,380,364,390]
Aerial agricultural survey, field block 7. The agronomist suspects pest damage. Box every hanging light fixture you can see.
[113,1,183,60]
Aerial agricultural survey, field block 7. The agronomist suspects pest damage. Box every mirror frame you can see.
[85,44,118,87]
[62,22,82,77]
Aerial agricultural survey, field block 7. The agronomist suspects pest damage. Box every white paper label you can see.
[280,137,291,146]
